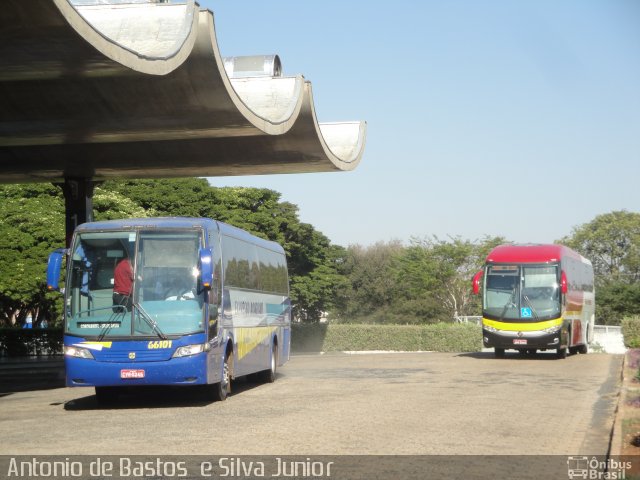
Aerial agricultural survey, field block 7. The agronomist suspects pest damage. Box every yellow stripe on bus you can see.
[482,317,563,332]
[236,326,277,361]
[81,341,113,349]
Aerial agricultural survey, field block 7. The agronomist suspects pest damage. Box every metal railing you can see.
[454,316,482,325]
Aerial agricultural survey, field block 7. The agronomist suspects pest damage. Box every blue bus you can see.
[47,217,291,403]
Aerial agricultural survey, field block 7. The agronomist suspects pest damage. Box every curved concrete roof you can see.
[0,0,366,182]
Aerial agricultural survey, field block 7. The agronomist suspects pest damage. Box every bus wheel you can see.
[578,325,590,354]
[210,351,233,402]
[95,387,119,405]
[569,346,579,355]
[556,347,567,359]
[260,343,278,383]
[494,348,505,358]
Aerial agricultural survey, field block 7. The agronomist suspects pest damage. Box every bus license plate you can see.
[513,339,528,345]
[121,369,145,379]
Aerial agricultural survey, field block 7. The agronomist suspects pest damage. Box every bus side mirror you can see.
[560,270,568,294]
[46,249,66,292]
[199,247,213,290]
[472,270,483,295]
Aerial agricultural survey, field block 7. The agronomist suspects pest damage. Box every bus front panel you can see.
[64,333,209,387]
[482,263,565,350]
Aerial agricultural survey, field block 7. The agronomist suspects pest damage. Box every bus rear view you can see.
[472,244,594,359]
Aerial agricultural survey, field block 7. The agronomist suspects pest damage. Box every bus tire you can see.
[494,348,505,358]
[579,324,591,354]
[95,386,119,405]
[210,350,233,402]
[260,343,278,384]
[556,347,567,359]
[569,346,579,355]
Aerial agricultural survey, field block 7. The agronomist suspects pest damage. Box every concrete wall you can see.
[593,325,626,354]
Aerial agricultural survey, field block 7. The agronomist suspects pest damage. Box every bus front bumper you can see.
[65,354,208,388]
[482,328,562,350]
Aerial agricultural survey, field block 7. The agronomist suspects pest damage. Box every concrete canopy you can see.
[0,0,366,183]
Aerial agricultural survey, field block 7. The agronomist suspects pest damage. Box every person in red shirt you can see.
[113,253,134,312]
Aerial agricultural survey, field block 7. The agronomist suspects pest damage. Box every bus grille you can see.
[98,351,172,363]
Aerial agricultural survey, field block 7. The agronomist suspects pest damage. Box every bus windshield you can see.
[66,230,205,338]
[483,264,560,321]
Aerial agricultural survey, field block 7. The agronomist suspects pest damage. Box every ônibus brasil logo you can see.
[567,456,632,480]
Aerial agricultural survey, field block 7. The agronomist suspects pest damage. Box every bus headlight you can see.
[64,345,94,359]
[483,325,498,333]
[543,325,562,334]
[172,343,210,358]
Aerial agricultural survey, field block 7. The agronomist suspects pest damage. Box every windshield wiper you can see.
[98,307,126,342]
[521,295,540,321]
[134,302,167,340]
[498,287,517,321]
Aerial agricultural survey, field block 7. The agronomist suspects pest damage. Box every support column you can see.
[59,178,96,247]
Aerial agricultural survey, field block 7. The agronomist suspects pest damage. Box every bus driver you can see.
[113,248,134,312]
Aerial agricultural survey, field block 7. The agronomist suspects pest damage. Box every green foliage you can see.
[0,183,155,328]
[622,316,640,349]
[596,282,640,325]
[93,186,153,220]
[0,323,481,357]
[560,210,640,323]
[291,323,482,353]
[104,179,341,322]
[393,236,504,320]
[0,179,344,325]
[560,210,640,284]
[333,236,504,324]
[0,328,63,357]
[104,179,295,245]
[0,185,66,327]
[334,241,405,321]
[2,178,637,330]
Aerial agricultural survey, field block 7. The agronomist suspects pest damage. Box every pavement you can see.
[0,352,621,458]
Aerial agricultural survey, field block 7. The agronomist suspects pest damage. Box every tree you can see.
[0,184,65,327]
[560,210,640,284]
[596,282,640,324]
[103,179,341,322]
[392,236,505,322]
[0,184,154,327]
[332,237,505,324]
[411,236,504,318]
[0,179,344,325]
[333,241,405,323]
[93,187,153,220]
[560,210,640,324]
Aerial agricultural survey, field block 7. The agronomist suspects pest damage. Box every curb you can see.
[610,350,627,456]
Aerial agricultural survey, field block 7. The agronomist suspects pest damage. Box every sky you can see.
[200,0,640,248]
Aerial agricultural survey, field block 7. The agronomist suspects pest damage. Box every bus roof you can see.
[75,217,285,254]
[78,217,213,231]
[486,244,587,265]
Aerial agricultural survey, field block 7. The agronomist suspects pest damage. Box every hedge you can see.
[0,328,63,357]
[291,323,482,353]
[622,316,640,348]
[0,323,482,357]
